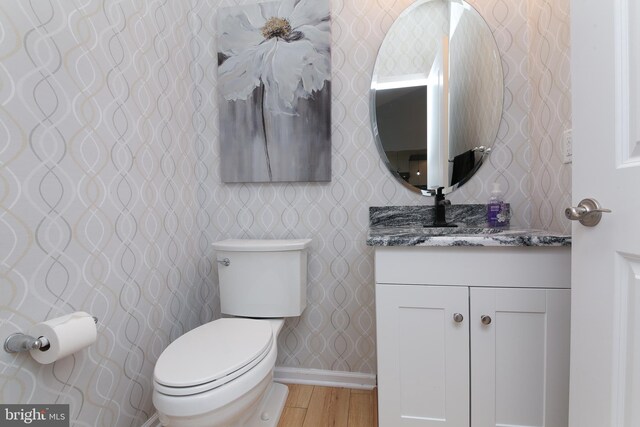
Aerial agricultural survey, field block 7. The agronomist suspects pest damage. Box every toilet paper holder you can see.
[3,316,98,354]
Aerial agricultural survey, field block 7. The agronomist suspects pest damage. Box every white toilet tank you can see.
[212,239,311,318]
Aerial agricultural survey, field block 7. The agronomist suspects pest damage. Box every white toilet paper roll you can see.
[27,311,97,364]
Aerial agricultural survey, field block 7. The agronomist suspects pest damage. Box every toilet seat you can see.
[154,318,273,396]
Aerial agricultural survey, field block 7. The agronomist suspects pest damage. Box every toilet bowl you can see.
[153,318,286,427]
[152,239,311,427]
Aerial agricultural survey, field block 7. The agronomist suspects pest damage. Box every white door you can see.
[376,284,469,427]
[470,287,570,427]
[570,1,640,426]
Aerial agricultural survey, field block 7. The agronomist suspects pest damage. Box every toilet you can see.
[152,238,311,427]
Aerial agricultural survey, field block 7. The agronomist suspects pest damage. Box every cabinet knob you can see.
[481,315,492,325]
[453,313,464,323]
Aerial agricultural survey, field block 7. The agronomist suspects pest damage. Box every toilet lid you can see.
[154,318,273,390]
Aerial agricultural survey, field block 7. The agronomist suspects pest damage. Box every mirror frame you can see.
[370,0,504,196]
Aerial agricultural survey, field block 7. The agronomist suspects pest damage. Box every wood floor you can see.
[277,385,378,427]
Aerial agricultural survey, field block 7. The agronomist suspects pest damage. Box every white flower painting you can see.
[217,0,332,183]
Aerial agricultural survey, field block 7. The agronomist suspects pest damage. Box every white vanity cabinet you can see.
[375,246,571,427]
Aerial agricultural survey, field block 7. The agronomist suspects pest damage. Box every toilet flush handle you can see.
[217,258,230,267]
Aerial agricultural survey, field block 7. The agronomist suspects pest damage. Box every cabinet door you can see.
[470,287,570,427]
[376,284,469,427]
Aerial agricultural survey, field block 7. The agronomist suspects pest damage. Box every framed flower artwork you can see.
[217,0,332,183]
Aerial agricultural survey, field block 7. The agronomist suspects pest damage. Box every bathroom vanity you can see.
[368,207,571,427]
[368,0,571,422]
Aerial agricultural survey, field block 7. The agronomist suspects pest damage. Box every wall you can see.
[0,2,217,426]
[528,0,572,233]
[196,0,571,374]
[194,0,534,375]
[0,0,571,426]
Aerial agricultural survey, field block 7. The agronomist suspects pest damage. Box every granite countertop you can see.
[367,205,571,247]
[367,226,571,247]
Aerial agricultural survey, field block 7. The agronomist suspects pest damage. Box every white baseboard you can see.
[274,366,377,390]
[141,368,376,426]
[141,413,160,427]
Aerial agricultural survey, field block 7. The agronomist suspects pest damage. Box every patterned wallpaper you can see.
[0,2,218,426]
[528,0,572,233]
[0,0,571,426]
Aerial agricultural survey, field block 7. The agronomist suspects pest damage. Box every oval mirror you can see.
[371,0,503,196]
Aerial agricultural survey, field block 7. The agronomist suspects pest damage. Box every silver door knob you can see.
[565,198,612,227]
[481,315,492,325]
[453,313,464,323]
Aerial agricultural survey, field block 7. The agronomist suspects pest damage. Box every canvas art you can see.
[217,0,332,183]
